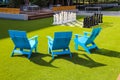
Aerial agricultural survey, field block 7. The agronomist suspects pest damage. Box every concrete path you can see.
[77,11,120,16]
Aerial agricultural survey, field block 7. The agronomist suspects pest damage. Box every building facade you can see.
[49,0,73,6]
[0,0,9,4]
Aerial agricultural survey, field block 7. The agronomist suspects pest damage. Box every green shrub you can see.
[31,0,49,7]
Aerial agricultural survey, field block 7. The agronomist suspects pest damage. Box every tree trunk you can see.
[83,0,84,4]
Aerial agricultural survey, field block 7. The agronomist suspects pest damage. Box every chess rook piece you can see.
[83,17,87,28]
[100,14,103,23]
[94,14,98,25]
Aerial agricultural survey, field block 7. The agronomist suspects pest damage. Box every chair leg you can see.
[75,43,78,50]
[35,44,38,52]
[28,50,32,59]
[70,53,72,58]
[35,47,37,52]
[82,45,91,54]
[68,48,72,58]
[48,47,51,54]
[63,49,66,51]
[92,42,99,50]
[95,46,99,50]
[85,49,91,54]
[11,47,16,57]
[11,51,14,57]
[52,53,54,59]
[20,48,23,51]
[28,52,32,59]
[28,54,31,59]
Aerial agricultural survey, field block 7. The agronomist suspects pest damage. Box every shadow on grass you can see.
[49,53,106,68]
[93,48,120,58]
[0,17,55,39]
[30,52,57,68]
[13,52,57,68]
[77,48,120,58]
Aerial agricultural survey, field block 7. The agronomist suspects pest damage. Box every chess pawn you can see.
[93,15,96,25]
[63,11,65,23]
[96,13,99,24]
[67,12,70,22]
[98,14,100,23]
[83,17,86,28]
[66,11,69,23]
[91,16,94,26]
[87,17,91,28]
[94,14,98,25]
[69,12,72,22]
[75,12,77,21]
[73,12,75,21]
[61,11,64,23]
[100,14,103,23]
[53,14,56,24]
[72,12,74,21]
[64,11,67,23]
[68,12,71,22]
[59,12,62,24]
[74,12,76,21]
[56,13,59,25]
[92,15,95,26]
[84,17,89,28]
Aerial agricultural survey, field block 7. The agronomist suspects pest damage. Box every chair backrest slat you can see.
[86,27,101,44]
[8,30,31,49]
[52,32,72,50]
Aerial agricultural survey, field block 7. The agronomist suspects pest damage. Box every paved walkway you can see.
[77,11,120,16]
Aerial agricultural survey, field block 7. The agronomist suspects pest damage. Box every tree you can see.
[67,0,71,5]
[31,0,49,7]
[93,0,98,4]
[8,0,25,8]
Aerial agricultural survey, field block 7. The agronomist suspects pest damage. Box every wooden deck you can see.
[20,9,54,20]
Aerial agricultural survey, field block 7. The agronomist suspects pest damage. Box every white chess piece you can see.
[59,12,62,24]
[70,12,72,22]
[68,12,71,22]
[72,12,75,21]
[74,12,76,21]
[61,11,64,24]
[63,11,66,23]
[67,11,69,22]
[63,11,65,24]
[53,14,56,24]
[63,11,65,23]
[53,14,57,25]
[56,13,59,25]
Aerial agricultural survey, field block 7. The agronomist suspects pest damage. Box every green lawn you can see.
[0,16,120,80]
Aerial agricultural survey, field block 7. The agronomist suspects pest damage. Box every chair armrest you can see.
[83,31,91,36]
[74,34,83,38]
[83,31,91,34]
[47,36,53,41]
[29,35,38,41]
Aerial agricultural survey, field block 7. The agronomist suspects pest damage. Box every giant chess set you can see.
[53,11,77,25]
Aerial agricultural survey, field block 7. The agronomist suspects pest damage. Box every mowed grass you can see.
[0,16,120,80]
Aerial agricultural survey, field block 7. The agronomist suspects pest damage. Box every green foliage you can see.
[7,0,49,8]
[8,0,25,8]
[31,0,49,7]
[93,0,98,3]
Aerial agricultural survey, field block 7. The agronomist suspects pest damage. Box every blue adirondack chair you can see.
[74,27,102,54]
[47,31,72,59]
[8,30,38,59]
